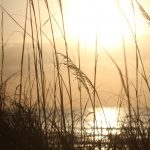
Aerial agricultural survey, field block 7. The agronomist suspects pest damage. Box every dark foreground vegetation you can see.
[0,0,150,149]
[0,96,150,150]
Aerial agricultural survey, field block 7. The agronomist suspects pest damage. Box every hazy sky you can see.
[0,0,150,107]
[1,0,150,43]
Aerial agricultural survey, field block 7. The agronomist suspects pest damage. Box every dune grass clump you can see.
[0,98,48,150]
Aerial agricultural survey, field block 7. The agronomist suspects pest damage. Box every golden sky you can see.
[1,0,150,44]
[1,0,150,107]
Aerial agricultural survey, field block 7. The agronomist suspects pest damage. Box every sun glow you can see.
[87,107,122,128]
[86,107,125,140]
[65,0,136,48]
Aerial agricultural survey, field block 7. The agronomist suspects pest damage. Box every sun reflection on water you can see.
[85,107,126,140]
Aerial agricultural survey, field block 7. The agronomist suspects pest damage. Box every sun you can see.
[64,0,135,49]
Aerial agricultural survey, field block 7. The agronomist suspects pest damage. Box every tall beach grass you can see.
[0,0,150,149]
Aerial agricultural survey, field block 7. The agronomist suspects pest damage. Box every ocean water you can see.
[72,106,150,140]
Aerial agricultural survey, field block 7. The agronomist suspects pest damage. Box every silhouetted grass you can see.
[0,0,150,149]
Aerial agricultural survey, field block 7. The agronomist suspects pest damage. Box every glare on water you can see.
[84,107,126,140]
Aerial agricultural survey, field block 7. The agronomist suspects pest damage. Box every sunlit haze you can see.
[1,0,150,106]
